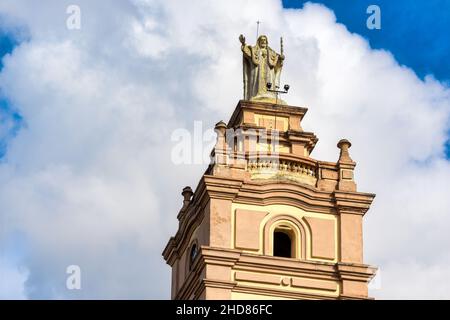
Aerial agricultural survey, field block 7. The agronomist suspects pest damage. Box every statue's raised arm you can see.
[239,34,245,45]
[239,34,252,58]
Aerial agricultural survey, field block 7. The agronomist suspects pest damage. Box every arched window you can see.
[189,243,198,270]
[273,228,294,258]
[264,216,306,260]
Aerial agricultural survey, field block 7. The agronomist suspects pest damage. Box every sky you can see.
[283,0,450,84]
[0,0,450,299]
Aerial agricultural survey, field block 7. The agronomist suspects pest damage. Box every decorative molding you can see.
[263,215,307,259]
[174,244,376,300]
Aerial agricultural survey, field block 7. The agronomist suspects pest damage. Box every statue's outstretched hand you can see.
[239,34,246,45]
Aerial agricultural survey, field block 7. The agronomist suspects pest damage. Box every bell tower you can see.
[162,35,377,300]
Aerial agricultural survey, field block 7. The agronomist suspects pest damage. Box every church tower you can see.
[162,34,377,300]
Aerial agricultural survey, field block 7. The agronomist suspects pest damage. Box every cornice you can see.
[228,100,309,128]
[202,175,243,200]
[163,174,378,263]
[336,262,378,281]
[176,246,377,300]
[233,284,337,300]
[333,191,376,216]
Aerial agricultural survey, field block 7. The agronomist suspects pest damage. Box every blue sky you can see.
[283,0,450,83]
[0,30,21,159]
[0,31,16,70]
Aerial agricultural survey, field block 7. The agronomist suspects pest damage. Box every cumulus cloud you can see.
[0,0,449,298]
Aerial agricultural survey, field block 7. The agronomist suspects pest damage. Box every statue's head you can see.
[257,35,268,48]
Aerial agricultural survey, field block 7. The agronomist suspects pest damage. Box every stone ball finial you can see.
[337,139,352,150]
[337,139,353,163]
[182,186,193,202]
[214,121,227,135]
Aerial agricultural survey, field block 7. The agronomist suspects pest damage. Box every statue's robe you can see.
[242,44,283,102]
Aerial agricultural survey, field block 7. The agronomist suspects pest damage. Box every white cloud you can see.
[0,0,449,299]
[0,254,27,299]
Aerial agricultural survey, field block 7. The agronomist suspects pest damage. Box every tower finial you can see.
[337,139,354,163]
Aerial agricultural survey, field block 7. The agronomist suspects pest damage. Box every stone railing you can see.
[245,153,318,186]
[247,158,316,176]
[215,151,343,191]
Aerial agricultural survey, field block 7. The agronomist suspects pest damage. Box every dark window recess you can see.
[189,244,198,269]
[273,231,292,258]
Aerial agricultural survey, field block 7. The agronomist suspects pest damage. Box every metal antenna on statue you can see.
[267,36,290,104]
[266,36,289,104]
[256,21,261,39]
[280,36,283,56]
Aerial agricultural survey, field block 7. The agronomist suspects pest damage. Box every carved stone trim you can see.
[263,214,307,260]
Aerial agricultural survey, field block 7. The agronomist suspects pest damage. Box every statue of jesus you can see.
[239,34,285,104]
